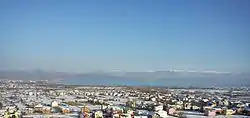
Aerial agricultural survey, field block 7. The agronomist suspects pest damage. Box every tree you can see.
[190,106,193,111]
[0,102,3,109]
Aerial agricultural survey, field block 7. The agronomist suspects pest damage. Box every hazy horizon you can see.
[0,69,249,87]
[1,0,250,74]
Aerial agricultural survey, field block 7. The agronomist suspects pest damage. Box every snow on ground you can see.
[56,95,76,102]
[79,103,102,110]
[19,115,249,118]
[106,100,125,106]
[15,102,26,110]
[0,110,5,118]
[22,114,76,118]
[183,115,249,118]
[180,111,249,118]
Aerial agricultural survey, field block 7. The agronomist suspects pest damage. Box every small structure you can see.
[4,107,21,118]
[212,107,222,114]
[34,104,43,112]
[51,107,62,113]
[153,110,168,118]
[167,108,176,115]
[42,106,51,114]
[113,113,120,118]
[51,101,58,107]
[204,110,216,117]
[237,107,244,114]
[81,106,90,118]
[223,109,235,115]
[94,111,103,118]
[23,108,34,114]
[120,113,132,118]
[154,105,163,111]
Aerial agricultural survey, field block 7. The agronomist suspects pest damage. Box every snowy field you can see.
[183,115,249,118]
[19,115,250,118]
[0,115,248,118]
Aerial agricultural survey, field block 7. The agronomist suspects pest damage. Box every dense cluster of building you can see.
[0,81,249,118]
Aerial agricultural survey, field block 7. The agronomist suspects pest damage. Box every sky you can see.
[0,0,250,73]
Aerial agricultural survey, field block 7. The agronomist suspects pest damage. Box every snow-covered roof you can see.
[34,104,43,108]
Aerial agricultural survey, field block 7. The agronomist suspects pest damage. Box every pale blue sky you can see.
[0,0,250,73]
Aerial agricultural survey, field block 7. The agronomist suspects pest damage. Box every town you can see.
[0,80,249,118]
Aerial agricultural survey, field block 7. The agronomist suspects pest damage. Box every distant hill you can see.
[0,70,72,81]
[0,70,249,87]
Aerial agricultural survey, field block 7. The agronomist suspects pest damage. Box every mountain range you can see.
[0,69,249,87]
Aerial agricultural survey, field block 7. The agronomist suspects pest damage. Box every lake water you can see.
[60,77,249,87]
